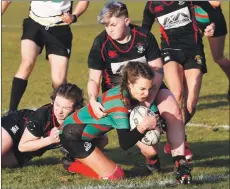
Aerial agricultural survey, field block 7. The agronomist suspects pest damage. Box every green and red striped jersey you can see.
[60,86,130,140]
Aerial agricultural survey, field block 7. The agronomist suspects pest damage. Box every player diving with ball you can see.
[60,61,192,184]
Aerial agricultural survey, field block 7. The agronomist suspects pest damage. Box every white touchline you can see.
[55,174,229,189]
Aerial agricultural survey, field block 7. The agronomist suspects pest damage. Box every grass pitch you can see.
[1,1,229,189]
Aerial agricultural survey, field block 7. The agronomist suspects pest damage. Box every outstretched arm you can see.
[2,1,11,15]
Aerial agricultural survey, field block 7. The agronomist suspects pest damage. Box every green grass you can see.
[1,2,230,189]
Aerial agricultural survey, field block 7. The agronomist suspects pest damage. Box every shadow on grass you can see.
[26,157,61,167]
[197,93,229,110]
[104,139,229,172]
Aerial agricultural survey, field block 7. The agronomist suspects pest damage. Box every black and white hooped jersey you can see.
[142,1,215,42]
[88,24,161,92]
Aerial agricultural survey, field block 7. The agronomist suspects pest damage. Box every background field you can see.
[1,1,229,189]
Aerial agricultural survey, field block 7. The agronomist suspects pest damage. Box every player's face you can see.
[128,77,152,102]
[105,16,130,41]
[53,95,75,122]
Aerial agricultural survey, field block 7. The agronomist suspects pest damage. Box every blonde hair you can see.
[98,1,128,24]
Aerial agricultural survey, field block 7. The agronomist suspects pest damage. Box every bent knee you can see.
[52,79,66,89]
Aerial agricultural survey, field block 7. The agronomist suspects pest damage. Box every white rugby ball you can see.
[129,105,161,146]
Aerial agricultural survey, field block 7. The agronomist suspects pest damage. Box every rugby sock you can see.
[67,160,99,179]
[9,77,28,111]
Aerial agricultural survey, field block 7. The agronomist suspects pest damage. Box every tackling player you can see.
[1,83,84,168]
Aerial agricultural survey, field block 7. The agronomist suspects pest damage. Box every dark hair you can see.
[98,1,128,24]
[120,61,155,106]
[51,83,84,110]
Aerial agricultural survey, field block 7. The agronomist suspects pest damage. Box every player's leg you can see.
[1,113,22,167]
[60,124,124,180]
[208,35,230,99]
[155,89,192,183]
[46,25,72,89]
[155,89,185,157]
[136,142,160,172]
[9,18,42,111]
[1,127,14,155]
[163,61,184,111]
[160,52,190,158]
[9,40,41,111]
[183,69,203,124]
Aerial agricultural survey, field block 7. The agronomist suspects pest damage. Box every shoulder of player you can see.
[130,24,151,37]
[33,103,53,119]
[93,30,108,45]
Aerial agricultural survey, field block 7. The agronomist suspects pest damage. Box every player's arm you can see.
[62,1,90,24]
[142,1,156,32]
[72,1,89,18]
[18,127,59,152]
[18,108,59,152]
[2,1,11,15]
[87,69,107,118]
[145,33,164,106]
[113,113,157,150]
[209,1,220,8]
[88,36,107,118]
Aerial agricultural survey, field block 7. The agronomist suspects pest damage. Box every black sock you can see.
[172,155,186,164]
[9,77,28,111]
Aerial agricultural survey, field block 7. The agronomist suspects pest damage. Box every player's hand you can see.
[61,12,76,24]
[137,115,157,134]
[89,99,107,119]
[204,22,215,37]
[49,127,60,144]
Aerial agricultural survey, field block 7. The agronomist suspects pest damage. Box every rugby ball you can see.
[129,105,161,146]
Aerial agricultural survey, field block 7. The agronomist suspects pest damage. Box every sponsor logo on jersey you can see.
[108,50,118,58]
[84,142,92,152]
[195,55,203,65]
[154,5,164,13]
[158,7,192,30]
[111,56,147,74]
[10,125,19,135]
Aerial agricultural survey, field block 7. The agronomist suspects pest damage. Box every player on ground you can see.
[194,1,230,100]
[60,61,192,184]
[1,1,89,112]
[87,1,188,172]
[142,1,216,160]
[1,83,85,168]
